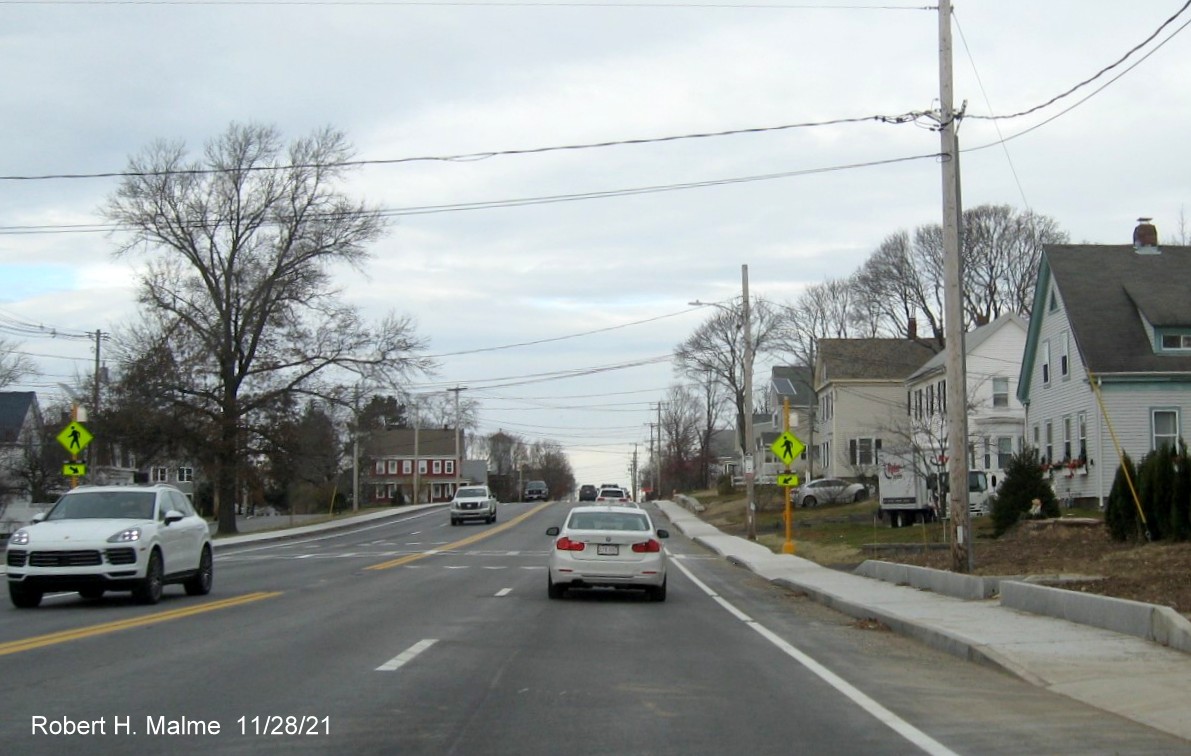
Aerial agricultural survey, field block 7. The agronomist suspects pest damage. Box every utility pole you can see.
[742,263,757,540]
[656,402,663,499]
[449,386,467,496]
[938,0,973,572]
[631,444,639,502]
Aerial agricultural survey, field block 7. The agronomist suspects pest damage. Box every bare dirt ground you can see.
[690,498,1191,618]
[884,519,1191,617]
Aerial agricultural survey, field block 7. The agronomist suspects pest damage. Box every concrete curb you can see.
[1001,580,1191,654]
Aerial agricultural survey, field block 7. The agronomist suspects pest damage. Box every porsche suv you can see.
[5,484,213,608]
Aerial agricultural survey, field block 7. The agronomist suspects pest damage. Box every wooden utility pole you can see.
[742,264,757,540]
[938,0,973,572]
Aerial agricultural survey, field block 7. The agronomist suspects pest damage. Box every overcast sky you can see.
[3,0,1189,488]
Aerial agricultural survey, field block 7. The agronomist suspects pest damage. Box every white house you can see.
[905,313,1027,491]
[1018,220,1191,507]
[814,337,937,480]
[0,391,44,506]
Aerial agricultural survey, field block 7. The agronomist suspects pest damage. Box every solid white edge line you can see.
[376,639,438,671]
[669,557,958,756]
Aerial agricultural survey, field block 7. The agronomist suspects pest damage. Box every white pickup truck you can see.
[449,485,498,526]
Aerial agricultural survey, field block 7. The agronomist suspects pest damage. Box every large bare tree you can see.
[104,123,430,534]
[0,338,36,389]
[674,298,786,456]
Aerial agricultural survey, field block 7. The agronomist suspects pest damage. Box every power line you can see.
[0,111,935,183]
[966,0,1191,123]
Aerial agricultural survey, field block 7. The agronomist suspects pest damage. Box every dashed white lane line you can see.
[495,588,512,597]
[669,557,958,756]
[376,639,437,672]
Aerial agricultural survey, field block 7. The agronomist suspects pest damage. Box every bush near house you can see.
[990,447,1059,536]
[1106,445,1191,543]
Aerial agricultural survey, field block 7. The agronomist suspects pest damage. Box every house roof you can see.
[0,391,39,442]
[907,313,1027,382]
[770,365,813,407]
[1042,244,1191,376]
[708,428,738,458]
[364,428,462,457]
[817,339,937,385]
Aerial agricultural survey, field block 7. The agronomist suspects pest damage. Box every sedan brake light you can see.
[631,539,661,553]
[555,537,586,552]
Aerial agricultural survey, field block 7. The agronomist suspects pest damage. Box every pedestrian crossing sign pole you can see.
[771,406,805,555]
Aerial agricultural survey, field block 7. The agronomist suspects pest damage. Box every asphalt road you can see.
[1,501,1186,754]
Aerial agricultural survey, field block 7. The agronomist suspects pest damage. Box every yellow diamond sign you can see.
[770,431,805,465]
[57,421,93,455]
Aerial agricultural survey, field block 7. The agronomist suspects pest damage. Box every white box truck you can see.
[878,450,990,527]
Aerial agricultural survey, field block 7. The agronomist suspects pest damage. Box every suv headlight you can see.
[107,527,143,543]
[9,529,30,546]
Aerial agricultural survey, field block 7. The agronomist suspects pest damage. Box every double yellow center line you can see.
[0,592,281,657]
[365,501,553,570]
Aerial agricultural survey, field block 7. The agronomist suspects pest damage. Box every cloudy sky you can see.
[3,0,1189,487]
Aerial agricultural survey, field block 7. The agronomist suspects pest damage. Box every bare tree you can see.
[674,298,786,456]
[103,123,432,534]
[659,384,704,491]
[962,205,1068,324]
[782,278,869,370]
[0,338,36,389]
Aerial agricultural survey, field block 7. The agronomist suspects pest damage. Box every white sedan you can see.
[545,506,669,601]
[791,478,868,507]
[6,484,213,608]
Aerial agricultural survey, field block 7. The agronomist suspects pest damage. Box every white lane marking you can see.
[444,566,468,570]
[495,588,512,597]
[669,558,959,756]
[376,639,438,672]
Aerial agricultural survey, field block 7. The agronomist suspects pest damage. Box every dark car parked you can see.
[578,484,598,501]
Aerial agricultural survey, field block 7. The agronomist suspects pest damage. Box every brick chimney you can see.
[907,317,917,339]
[1133,217,1158,250]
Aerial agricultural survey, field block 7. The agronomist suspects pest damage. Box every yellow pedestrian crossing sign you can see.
[57,421,93,455]
[770,431,805,465]
[776,473,800,487]
[63,463,87,477]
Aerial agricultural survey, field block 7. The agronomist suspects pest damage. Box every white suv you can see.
[5,484,213,608]
[449,485,497,526]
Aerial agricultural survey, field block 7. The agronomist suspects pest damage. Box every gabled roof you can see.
[770,365,813,407]
[0,391,39,443]
[907,313,1027,383]
[1022,244,1191,388]
[364,428,461,457]
[817,339,937,385]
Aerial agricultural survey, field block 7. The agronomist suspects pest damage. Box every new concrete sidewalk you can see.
[656,500,1191,743]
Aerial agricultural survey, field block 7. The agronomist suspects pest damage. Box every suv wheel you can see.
[184,545,214,596]
[9,584,43,609]
[134,549,164,605]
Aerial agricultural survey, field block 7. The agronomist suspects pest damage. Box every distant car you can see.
[5,484,213,608]
[523,480,549,502]
[595,487,630,505]
[578,484,598,502]
[545,505,669,601]
[450,485,497,525]
[791,478,868,508]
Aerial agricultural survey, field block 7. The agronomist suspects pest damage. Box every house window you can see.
[915,389,923,420]
[403,460,412,474]
[1160,333,1191,350]
[1062,416,1072,461]
[152,466,168,483]
[432,483,443,500]
[177,467,194,483]
[1049,287,1058,312]
[1060,332,1070,379]
[387,460,398,474]
[374,485,384,501]
[386,483,396,500]
[418,460,427,474]
[445,460,455,475]
[375,460,385,475]
[1032,424,1040,449]
[432,460,442,474]
[992,377,1009,408]
[1078,412,1087,460]
[997,437,1014,469]
[940,379,946,414]
[1153,409,1180,451]
[849,437,879,466]
[1044,421,1053,465]
[1042,341,1051,385]
[927,385,935,417]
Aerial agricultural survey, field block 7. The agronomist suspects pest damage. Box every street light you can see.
[689,263,757,540]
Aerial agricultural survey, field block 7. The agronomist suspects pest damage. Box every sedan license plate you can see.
[597,544,619,556]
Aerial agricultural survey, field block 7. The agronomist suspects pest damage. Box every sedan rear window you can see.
[567,512,649,531]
